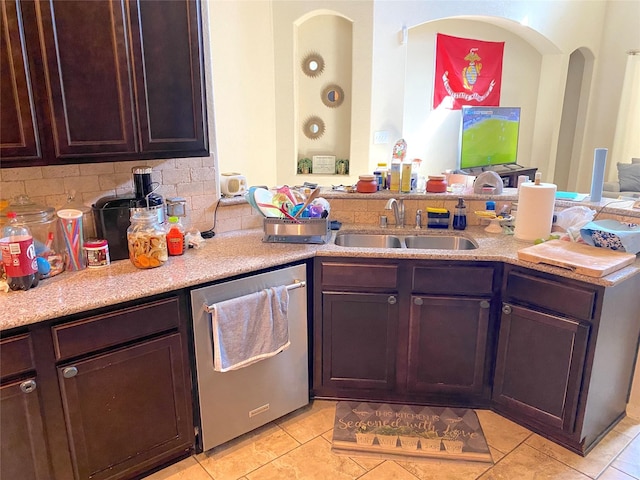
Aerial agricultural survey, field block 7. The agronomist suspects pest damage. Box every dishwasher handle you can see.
[203,280,306,313]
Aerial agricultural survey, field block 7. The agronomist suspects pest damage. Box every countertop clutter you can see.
[2,225,640,331]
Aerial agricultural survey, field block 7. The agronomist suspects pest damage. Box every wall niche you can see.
[296,14,352,177]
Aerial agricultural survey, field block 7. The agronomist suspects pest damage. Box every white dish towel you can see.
[211,285,290,372]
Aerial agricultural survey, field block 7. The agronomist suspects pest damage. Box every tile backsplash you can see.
[0,158,219,234]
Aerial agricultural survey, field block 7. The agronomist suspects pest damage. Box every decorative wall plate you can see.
[322,84,344,108]
[303,116,325,139]
[301,52,325,78]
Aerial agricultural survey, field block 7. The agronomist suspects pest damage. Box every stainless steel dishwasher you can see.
[190,263,309,452]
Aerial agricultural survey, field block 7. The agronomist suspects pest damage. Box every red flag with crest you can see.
[433,33,504,110]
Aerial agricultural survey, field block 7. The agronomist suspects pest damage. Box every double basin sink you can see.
[334,232,478,250]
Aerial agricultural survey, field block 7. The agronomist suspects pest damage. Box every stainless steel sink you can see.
[404,235,478,250]
[334,233,402,248]
[333,232,478,250]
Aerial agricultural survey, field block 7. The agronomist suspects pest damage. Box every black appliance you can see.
[132,166,164,211]
[93,166,165,261]
[92,196,136,261]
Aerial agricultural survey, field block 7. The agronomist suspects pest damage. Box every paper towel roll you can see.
[514,181,557,241]
[589,148,607,203]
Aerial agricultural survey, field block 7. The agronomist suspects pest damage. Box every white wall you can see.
[370,0,640,190]
[210,0,638,191]
[206,0,277,187]
[402,18,542,178]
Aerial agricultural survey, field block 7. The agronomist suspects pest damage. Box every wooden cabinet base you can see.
[1,293,194,480]
[313,257,640,457]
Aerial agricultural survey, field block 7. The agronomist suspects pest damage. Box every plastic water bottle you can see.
[0,212,39,291]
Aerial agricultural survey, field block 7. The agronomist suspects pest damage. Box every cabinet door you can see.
[492,304,589,432]
[0,0,43,165]
[321,292,398,391]
[407,296,491,396]
[0,377,53,480]
[35,0,137,159]
[57,333,191,480]
[128,0,207,155]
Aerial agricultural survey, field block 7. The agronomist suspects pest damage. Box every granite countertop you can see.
[2,225,639,331]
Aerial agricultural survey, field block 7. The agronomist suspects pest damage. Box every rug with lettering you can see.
[331,401,493,463]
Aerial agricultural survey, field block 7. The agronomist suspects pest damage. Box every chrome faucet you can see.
[385,198,405,228]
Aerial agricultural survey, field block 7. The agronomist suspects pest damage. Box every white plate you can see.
[252,188,282,218]
[245,187,261,214]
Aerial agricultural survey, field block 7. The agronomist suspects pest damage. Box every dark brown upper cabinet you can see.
[0,0,46,165]
[0,0,208,168]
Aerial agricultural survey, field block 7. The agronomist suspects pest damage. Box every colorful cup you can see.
[57,209,86,271]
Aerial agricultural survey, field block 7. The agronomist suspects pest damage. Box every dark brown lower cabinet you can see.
[492,304,589,432]
[321,292,398,392]
[0,376,53,480]
[407,295,491,397]
[313,257,640,456]
[0,333,53,480]
[0,293,193,480]
[58,334,191,480]
[313,258,498,405]
[492,266,640,455]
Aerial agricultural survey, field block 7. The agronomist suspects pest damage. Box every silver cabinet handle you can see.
[480,300,490,309]
[20,380,36,394]
[63,366,78,378]
[388,295,397,305]
[502,304,512,314]
[414,297,423,306]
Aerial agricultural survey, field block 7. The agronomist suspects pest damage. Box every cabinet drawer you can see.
[52,297,181,361]
[505,270,596,321]
[412,265,494,295]
[321,261,398,290]
[0,334,35,379]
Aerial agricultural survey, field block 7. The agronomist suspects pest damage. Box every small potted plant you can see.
[442,426,465,453]
[375,425,400,448]
[397,426,420,450]
[335,158,349,175]
[354,423,376,446]
[297,157,312,174]
[419,428,442,452]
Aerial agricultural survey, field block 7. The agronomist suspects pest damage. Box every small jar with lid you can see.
[426,175,448,193]
[84,239,110,268]
[127,210,168,269]
[356,175,378,193]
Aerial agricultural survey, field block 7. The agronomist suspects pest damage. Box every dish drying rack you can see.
[263,217,331,244]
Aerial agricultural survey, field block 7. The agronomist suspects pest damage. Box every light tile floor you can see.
[144,400,640,480]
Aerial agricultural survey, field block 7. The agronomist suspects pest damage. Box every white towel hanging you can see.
[210,285,290,372]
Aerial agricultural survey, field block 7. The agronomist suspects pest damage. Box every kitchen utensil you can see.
[276,185,298,204]
[293,187,320,218]
[517,239,636,277]
[252,188,281,218]
[256,202,299,222]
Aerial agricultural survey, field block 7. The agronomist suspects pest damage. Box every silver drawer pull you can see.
[480,300,490,309]
[502,304,512,315]
[20,380,36,394]
[414,297,423,306]
[63,366,78,378]
[388,295,397,305]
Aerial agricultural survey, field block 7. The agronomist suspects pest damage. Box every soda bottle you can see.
[1,212,39,290]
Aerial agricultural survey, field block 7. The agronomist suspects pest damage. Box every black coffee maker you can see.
[93,166,164,260]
